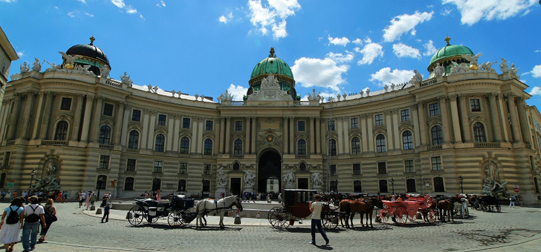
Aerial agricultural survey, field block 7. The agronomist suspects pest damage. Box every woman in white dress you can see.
[0,197,24,252]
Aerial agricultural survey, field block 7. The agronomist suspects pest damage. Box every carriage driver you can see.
[309,194,330,246]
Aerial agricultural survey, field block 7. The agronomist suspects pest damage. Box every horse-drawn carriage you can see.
[379,195,437,225]
[268,189,339,230]
[127,195,197,227]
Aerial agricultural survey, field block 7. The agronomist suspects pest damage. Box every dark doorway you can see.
[258,150,281,193]
[231,178,241,195]
[298,178,308,189]
[0,173,6,188]
[152,178,161,191]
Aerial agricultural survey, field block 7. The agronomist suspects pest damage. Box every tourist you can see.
[309,194,329,246]
[79,191,86,208]
[0,191,6,202]
[0,197,24,252]
[90,192,97,208]
[101,202,111,223]
[63,191,69,203]
[509,195,516,207]
[156,190,161,203]
[21,196,46,252]
[38,198,57,243]
[100,193,108,208]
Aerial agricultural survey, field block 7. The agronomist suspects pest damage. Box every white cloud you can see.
[67,11,75,18]
[17,51,24,57]
[441,7,453,16]
[0,0,17,2]
[77,0,87,4]
[535,50,540,53]
[423,40,438,56]
[357,38,384,65]
[352,38,363,45]
[326,51,354,64]
[291,57,349,92]
[393,43,421,59]
[532,65,541,78]
[111,0,125,8]
[328,35,350,47]
[443,0,536,26]
[382,11,433,42]
[226,84,249,101]
[370,67,415,86]
[84,12,94,17]
[219,12,233,23]
[248,0,300,40]
[529,87,541,95]
[126,5,137,14]
[156,0,166,7]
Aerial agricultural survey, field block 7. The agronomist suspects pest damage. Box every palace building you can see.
[1,36,540,204]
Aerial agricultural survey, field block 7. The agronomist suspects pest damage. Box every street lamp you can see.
[201,179,205,199]
[391,178,394,195]
[97,176,105,200]
[459,175,464,194]
[29,170,36,192]
[335,179,338,192]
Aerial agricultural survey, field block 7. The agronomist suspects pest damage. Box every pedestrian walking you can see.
[21,196,46,252]
[155,190,161,203]
[85,191,91,210]
[38,198,57,243]
[0,191,6,202]
[308,194,329,246]
[79,191,86,208]
[90,192,97,208]
[0,197,24,252]
[101,202,111,223]
[509,195,516,207]
[100,193,108,208]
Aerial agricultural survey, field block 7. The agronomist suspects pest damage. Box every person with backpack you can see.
[20,196,46,252]
[38,198,56,243]
[0,197,24,252]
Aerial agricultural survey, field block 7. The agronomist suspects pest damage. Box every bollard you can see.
[95,208,102,215]
[90,205,95,211]
[234,213,241,224]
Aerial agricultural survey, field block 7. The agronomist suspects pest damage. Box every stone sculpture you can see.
[310,172,323,187]
[244,169,256,187]
[32,58,41,72]
[217,167,227,186]
[283,170,295,187]
[434,63,444,77]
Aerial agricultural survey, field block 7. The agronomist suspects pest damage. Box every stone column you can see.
[342,117,349,154]
[367,114,374,152]
[459,95,472,143]
[289,117,294,154]
[219,117,225,153]
[336,118,343,154]
[283,117,288,154]
[418,102,427,146]
[70,94,85,141]
[224,117,231,153]
[147,111,157,149]
[488,94,502,142]
[310,117,315,154]
[18,92,35,139]
[166,114,174,151]
[197,118,204,153]
[31,92,45,140]
[440,96,451,144]
[120,105,131,146]
[80,95,94,142]
[385,111,394,150]
[0,101,10,141]
[411,105,421,147]
[89,97,103,142]
[516,97,530,144]
[251,117,256,154]
[508,94,522,143]
[140,110,149,149]
[245,117,251,154]
[315,117,321,154]
[361,114,368,152]
[113,102,125,145]
[498,95,510,142]
[449,95,463,143]
[392,110,400,150]
[7,94,22,140]
[173,115,180,152]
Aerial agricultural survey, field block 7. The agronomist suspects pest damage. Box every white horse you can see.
[195,195,243,229]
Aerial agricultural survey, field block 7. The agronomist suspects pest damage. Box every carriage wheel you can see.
[395,207,408,225]
[322,213,338,230]
[167,212,185,227]
[378,210,389,225]
[128,206,145,226]
[496,204,501,213]
[280,212,293,229]
[268,207,287,229]
[427,210,436,224]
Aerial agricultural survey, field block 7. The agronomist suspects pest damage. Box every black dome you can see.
[66,43,110,66]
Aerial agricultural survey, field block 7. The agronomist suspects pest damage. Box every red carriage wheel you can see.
[268,206,287,229]
[395,207,408,225]
[378,210,389,224]
[427,210,436,224]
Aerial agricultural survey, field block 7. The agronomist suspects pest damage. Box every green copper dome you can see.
[427,36,474,72]
[250,48,294,79]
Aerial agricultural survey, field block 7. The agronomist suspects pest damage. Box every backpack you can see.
[6,206,19,224]
[44,206,57,222]
[25,205,40,223]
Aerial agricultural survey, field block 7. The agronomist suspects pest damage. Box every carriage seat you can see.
[141,198,170,208]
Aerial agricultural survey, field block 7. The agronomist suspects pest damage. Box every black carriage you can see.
[127,195,197,227]
[479,196,502,212]
[267,189,339,230]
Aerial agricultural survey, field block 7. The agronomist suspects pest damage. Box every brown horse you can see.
[339,199,375,228]
[437,196,461,223]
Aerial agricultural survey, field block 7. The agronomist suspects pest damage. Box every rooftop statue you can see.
[434,63,444,77]
[462,53,482,70]
[120,72,133,87]
[20,62,30,74]
[308,89,321,102]
[450,61,470,75]
[99,65,110,78]
[410,69,423,85]
[499,58,509,73]
[32,58,41,72]
[510,63,520,77]
[481,61,497,73]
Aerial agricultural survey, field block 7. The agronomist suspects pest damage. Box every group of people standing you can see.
[78,191,111,209]
[0,196,57,252]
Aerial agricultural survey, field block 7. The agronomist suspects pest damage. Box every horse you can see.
[339,199,375,228]
[437,196,461,223]
[195,195,243,229]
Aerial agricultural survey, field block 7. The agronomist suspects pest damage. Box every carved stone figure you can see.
[365,88,370,96]
[99,65,110,78]
[218,90,233,102]
[310,172,323,187]
[499,58,509,73]
[462,53,482,70]
[20,62,30,74]
[308,89,321,102]
[244,169,256,187]
[482,178,508,197]
[434,63,444,77]
[217,167,227,186]
[485,162,499,181]
[247,74,293,101]
[450,61,470,74]
[410,69,423,85]
[283,170,295,187]
[58,51,76,65]
[481,61,497,73]
[120,72,133,87]
[510,63,520,77]
[47,160,56,175]
[32,58,41,72]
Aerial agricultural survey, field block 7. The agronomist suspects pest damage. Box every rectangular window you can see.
[354,181,362,193]
[179,163,187,174]
[470,99,481,112]
[103,103,114,116]
[126,159,136,171]
[158,114,167,126]
[132,109,141,122]
[60,97,72,110]
[124,178,134,191]
[99,155,110,169]
[330,180,338,192]
[378,162,387,174]
[203,164,211,175]
[351,118,359,129]
[405,160,414,173]
[431,156,442,171]
[328,120,335,131]
[206,120,213,131]
[182,118,190,129]
[4,152,11,165]
[429,103,439,116]
[375,114,383,126]
[235,121,242,131]
[330,165,337,176]
[154,161,163,173]
[298,121,305,131]
[353,163,361,175]
[401,109,410,122]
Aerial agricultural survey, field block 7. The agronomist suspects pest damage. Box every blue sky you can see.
[1,0,541,107]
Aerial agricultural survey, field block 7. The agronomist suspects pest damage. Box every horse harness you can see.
[199,199,233,215]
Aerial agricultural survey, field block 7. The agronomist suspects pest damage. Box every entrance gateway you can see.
[257,150,281,193]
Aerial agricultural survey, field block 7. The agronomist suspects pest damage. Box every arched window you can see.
[376,134,386,153]
[351,137,360,155]
[155,134,165,152]
[128,130,139,149]
[379,180,388,193]
[234,139,243,155]
[124,177,134,191]
[204,139,213,155]
[152,178,161,191]
[328,139,337,156]
[354,180,362,193]
[54,121,68,140]
[180,137,189,154]
[434,177,445,192]
[178,179,186,192]
[298,139,306,155]
[98,125,111,145]
[406,179,416,193]
[299,163,306,171]
[402,131,413,150]
[431,126,443,145]
[473,122,487,143]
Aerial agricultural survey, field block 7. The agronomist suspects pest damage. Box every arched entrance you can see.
[258,150,281,193]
